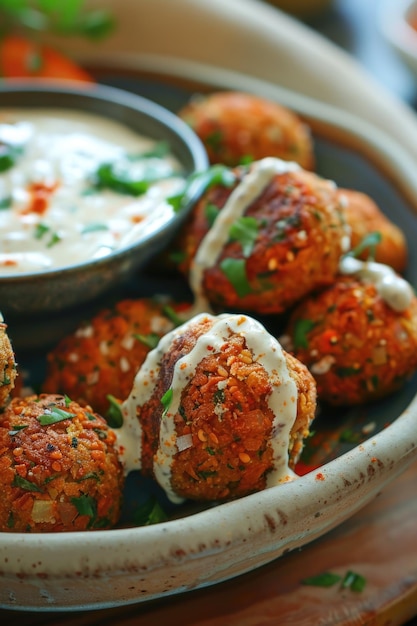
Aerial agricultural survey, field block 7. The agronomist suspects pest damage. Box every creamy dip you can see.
[118,312,298,503]
[339,256,414,312]
[0,109,186,274]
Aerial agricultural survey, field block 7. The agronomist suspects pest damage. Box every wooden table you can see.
[2,458,417,625]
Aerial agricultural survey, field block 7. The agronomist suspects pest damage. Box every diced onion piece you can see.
[177,433,193,451]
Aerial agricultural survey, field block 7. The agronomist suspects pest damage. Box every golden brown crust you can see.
[0,394,124,532]
[43,298,191,415]
[179,91,315,169]
[284,276,417,405]
[340,189,408,273]
[138,315,316,501]
[0,320,17,410]
[176,166,347,314]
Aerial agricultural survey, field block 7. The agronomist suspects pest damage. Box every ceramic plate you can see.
[2,63,417,612]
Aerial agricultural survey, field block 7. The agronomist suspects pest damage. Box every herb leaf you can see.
[342,570,366,592]
[220,257,252,297]
[229,216,259,257]
[134,332,160,349]
[292,318,316,350]
[132,496,168,526]
[37,406,76,425]
[12,475,43,493]
[0,143,19,172]
[161,388,173,417]
[71,493,96,520]
[345,231,382,261]
[105,394,123,428]
[167,165,237,213]
[301,572,342,587]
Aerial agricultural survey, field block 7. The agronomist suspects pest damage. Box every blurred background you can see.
[274,0,417,107]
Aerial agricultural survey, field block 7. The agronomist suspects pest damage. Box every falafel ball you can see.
[281,265,417,406]
[340,189,408,273]
[121,313,316,502]
[0,316,17,409]
[0,394,124,532]
[178,91,314,169]
[175,157,349,315]
[43,298,191,416]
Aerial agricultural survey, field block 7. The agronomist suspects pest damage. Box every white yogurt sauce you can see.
[118,312,298,503]
[339,256,414,312]
[0,109,186,274]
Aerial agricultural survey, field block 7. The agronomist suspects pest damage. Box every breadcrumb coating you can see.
[0,394,124,532]
[179,91,315,169]
[283,276,417,405]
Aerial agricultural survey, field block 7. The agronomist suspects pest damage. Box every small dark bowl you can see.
[0,82,208,318]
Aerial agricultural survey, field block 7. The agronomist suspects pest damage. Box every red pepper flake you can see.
[315,472,325,481]
[23,182,58,215]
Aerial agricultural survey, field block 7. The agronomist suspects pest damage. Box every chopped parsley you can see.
[161,388,173,417]
[81,222,109,234]
[0,143,20,172]
[163,305,184,327]
[0,195,12,209]
[292,318,316,350]
[341,570,366,592]
[301,572,342,587]
[134,332,160,349]
[71,493,97,525]
[220,257,252,297]
[132,497,168,526]
[167,165,237,213]
[12,475,43,493]
[301,570,366,592]
[37,406,76,425]
[8,424,28,436]
[34,222,61,248]
[228,216,259,257]
[105,394,123,428]
[344,231,382,261]
[205,202,220,227]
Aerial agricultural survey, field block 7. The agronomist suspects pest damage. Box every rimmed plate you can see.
[2,61,417,612]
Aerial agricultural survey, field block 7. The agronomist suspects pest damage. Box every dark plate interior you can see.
[9,69,417,524]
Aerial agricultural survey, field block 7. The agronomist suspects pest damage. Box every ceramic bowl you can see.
[379,0,417,79]
[2,57,417,611]
[0,82,208,319]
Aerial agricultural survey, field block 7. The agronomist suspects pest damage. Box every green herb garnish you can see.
[161,388,173,417]
[81,222,109,234]
[134,332,160,349]
[344,231,382,261]
[0,144,19,172]
[105,394,123,428]
[0,1,115,41]
[163,305,184,328]
[229,216,259,257]
[8,424,28,436]
[12,475,43,493]
[132,497,168,526]
[71,494,97,523]
[37,406,76,425]
[220,257,252,297]
[94,162,151,196]
[167,165,237,213]
[301,572,342,587]
[205,202,220,227]
[0,195,12,209]
[341,570,366,592]
[292,318,316,350]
